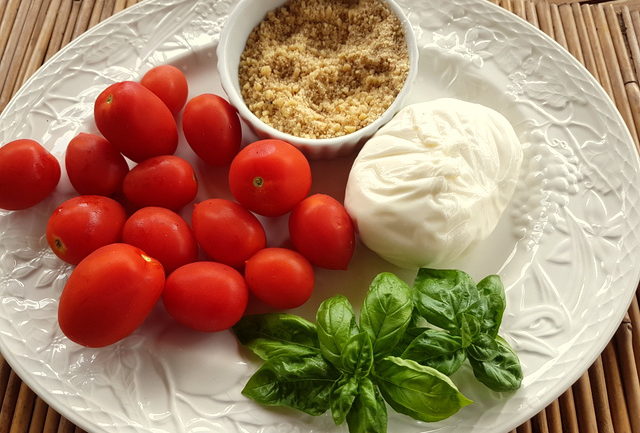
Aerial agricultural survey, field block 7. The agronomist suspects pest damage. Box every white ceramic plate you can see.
[0,1,638,432]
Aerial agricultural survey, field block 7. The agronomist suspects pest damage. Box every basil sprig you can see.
[404,269,523,391]
[233,269,522,433]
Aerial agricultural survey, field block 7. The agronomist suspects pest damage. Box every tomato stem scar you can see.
[106,94,113,104]
[253,176,264,188]
[140,253,153,263]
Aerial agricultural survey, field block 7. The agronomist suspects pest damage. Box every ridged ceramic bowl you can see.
[216,0,419,159]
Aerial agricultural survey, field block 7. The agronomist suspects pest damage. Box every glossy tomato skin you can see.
[122,207,198,273]
[58,243,165,347]
[0,139,60,210]
[228,139,311,217]
[65,133,129,196]
[46,195,127,265]
[140,65,188,116]
[182,94,242,166]
[163,261,248,332]
[94,81,178,162]
[192,199,266,268]
[245,248,314,310]
[289,194,355,270]
[123,155,197,210]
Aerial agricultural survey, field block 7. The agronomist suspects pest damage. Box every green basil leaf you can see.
[316,296,359,369]
[401,329,466,376]
[330,375,359,425]
[459,313,482,348]
[469,336,523,392]
[374,356,473,422]
[360,272,413,358]
[466,334,500,362]
[245,338,319,361]
[233,314,319,349]
[341,332,373,377]
[242,354,339,416]
[391,312,427,356]
[476,275,506,336]
[427,349,467,377]
[413,268,483,334]
[346,377,388,433]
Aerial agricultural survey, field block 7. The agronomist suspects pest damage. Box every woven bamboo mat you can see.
[0,0,639,432]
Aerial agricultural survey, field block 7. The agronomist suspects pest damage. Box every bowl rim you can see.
[216,0,420,148]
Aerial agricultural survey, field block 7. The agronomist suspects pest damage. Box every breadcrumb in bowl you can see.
[217,0,418,159]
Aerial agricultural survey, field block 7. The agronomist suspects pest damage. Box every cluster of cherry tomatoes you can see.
[0,65,355,348]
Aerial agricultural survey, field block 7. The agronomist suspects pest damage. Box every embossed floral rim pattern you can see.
[0,0,639,433]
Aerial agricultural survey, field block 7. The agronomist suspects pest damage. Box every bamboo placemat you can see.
[0,0,639,432]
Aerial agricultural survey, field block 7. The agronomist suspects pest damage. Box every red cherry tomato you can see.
[245,248,314,310]
[289,194,355,270]
[140,65,188,116]
[0,139,60,210]
[122,207,198,273]
[58,243,165,347]
[123,155,197,210]
[94,81,178,162]
[163,261,248,332]
[65,133,129,196]
[228,139,311,217]
[182,94,242,166]
[192,199,266,268]
[46,195,127,265]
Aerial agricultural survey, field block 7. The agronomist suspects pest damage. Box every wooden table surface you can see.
[0,0,639,432]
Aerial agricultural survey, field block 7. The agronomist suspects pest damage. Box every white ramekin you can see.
[216,0,419,159]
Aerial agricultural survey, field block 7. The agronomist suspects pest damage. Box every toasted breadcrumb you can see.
[238,0,409,139]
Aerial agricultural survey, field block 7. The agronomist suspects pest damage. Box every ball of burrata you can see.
[344,98,523,268]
